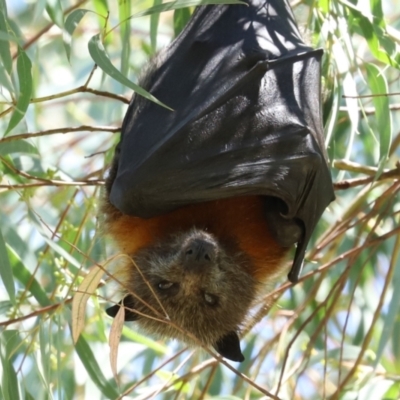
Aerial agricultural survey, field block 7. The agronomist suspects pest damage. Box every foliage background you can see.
[0,0,399,399]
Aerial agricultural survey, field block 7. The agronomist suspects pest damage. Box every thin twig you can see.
[29,87,130,105]
[333,159,386,176]
[0,181,104,189]
[339,104,400,115]
[0,125,120,144]
[0,301,71,327]
[334,162,400,190]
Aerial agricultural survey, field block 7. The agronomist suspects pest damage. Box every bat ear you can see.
[106,294,138,321]
[213,331,244,362]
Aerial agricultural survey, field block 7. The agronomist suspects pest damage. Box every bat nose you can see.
[183,238,217,270]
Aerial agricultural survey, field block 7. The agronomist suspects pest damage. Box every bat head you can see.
[106,228,258,362]
[104,195,289,361]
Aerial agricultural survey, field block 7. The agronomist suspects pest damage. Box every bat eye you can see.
[158,281,175,290]
[204,292,218,306]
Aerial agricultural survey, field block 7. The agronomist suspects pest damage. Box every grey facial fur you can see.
[118,228,258,347]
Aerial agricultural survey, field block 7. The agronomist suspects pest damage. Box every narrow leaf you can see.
[324,76,340,148]
[118,0,130,76]
[88,33,172,109]
[0,140,38,156]
[109,305,125,383]
[5,49,32,135]
[0,58,13,92]
[33,0,47,22]
[64,9,90,61]
[0,31,22,43]
[39,321,51,383]
[347,5,399,69]
[1,331,21,400]
[27,209,81,272]
[173,7,191,37]
[0,9,12,74]
[130,0,245,19]
[92,0,108,25]
[8,245,51,307]
[373,234,400,369]
[357,379,393,400]
[340,72,359,179]
[45,0,64,28]
[369,0,384,24]
[150,0,162,52]
[0,300,12,315]
[365,63,392,162]
[72,265,104,343]
[0,228,15,304]
[75,335,119,399]
[121,325,168,354]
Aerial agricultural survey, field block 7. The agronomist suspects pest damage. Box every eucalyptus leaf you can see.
[0,9,12,74]
[88,33,172,109]
[0,228,15,304]
[8,245,51,307]
[64,9,91,61]
[75,336,119,399]
[365,63,392,163]
[5,49,32,135]
[130,0,245,19]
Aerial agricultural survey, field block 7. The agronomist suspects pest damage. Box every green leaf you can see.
[346,3,399,69]
[374,238,400,368]
[5,49,32,135]
[0,228,15,304]
[39,321,51,384]
[8,245,51,307]
[393,314,400,362]
[0,65,14,93]
[0,30,23,44]
[357,379,393,400]
[150,0,163,52]
[339,72,359,179]
[1,331,21,400]
[0,0,7,14]
[319,0,330,14]
[0,140,38,156]
[64,9,91,61]
[88,33,172,110]
[173,7,191,37]
[118,0,131,76]
[365,63,392,163]
[0,9,12,74]
[121,325,168,354]
[0,300,12,315]
[324,76,340,148]
[0,10,18,93]
[45,0,64,28]
[27,209,81,272]
[74,336,119,399]
[92,0,109,25]
[369,0,384,24]
[130,0,246,19]
[33,0,47,22]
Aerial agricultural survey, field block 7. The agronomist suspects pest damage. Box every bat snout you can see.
[182,237,218,271]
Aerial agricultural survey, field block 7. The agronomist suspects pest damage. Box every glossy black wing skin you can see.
[109,0,335,282]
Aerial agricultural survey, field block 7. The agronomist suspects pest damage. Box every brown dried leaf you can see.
[109,304,125,384]
[72,265,104,343]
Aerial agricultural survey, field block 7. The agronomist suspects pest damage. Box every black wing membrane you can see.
[109,0,335,282]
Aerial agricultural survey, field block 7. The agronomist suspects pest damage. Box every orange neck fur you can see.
[107,196,287,281]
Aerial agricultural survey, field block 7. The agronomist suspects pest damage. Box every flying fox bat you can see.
[103,0,334,362]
